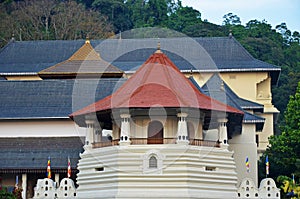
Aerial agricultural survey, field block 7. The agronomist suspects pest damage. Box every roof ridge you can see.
[230,37,255,60]
[68,41,101,61]
[0,38,15,54]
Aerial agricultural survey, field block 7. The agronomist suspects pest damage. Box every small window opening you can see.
[95,167,104,172]
[205,166,216,171]
[149,156,157,168]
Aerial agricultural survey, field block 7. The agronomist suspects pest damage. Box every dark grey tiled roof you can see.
[0,40,84,74]
[0,38,280,83]
[0,137,83,170]
[0,78,126,119]
[200,74,264,112]
[195,74,265,131]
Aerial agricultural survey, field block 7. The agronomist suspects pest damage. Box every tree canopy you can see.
[259,82,300,182]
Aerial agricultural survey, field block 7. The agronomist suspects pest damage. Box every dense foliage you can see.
[0,1,299,181]
[0,0,114,44]
[259,82,300,186]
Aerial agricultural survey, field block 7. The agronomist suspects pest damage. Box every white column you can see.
[94,128,102,143]
[55,173,59,188]
[218,118,228,148]
[21,173,27,199]
[119,113,131,145]
[176,112,189,144]
[85,119,95,147]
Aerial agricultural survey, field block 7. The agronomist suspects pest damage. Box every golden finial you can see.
[155,41,162,53]
[85,35,90,44]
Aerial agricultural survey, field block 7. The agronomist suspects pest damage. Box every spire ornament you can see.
[155,41,162,53]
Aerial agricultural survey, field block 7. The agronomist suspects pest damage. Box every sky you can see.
[181,0,300,33]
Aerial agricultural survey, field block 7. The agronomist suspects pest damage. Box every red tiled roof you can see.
[70,48,243,117]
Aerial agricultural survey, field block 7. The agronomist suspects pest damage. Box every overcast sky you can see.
[181,0,300,32]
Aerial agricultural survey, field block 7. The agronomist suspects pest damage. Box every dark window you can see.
[256,134,259,147]
[95,167,104,172]
[149,156,158,168]
[148,121,163,144]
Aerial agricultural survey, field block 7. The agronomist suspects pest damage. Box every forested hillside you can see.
[0,0,299,129]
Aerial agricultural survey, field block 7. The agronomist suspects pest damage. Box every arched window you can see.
[246,180,250,185]
[147,121,163,144]
[149,156,158,168]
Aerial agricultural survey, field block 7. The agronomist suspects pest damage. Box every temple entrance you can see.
[147,121,163,144]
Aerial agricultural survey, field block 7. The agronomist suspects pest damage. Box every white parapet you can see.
[32,178,76,199]
[76,144,238,199]
[237,178,280,199]
[32,178,56,199]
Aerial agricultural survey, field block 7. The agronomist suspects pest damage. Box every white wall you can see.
[0,119,85,137]
[229,123,258,186]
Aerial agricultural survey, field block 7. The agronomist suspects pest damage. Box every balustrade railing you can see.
[92,138,220,148]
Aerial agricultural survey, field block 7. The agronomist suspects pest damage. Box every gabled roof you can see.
[0,37,280,84]
[198,74,265,131]
[201,74,264,111]
[0,137,83,171]
[0,78,126,119]
[38,40,123,78]
[70,47,243,121]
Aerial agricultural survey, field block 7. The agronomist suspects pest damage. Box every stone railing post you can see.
[119,113,131,145]
[176,112,189,145]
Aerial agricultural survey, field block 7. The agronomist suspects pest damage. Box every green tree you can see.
[223,12,241,26]
[126,0,179,28]
[259,82,300,181]
[167,5,202,33]
[91,0,132,32]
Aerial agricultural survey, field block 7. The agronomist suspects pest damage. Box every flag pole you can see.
[245,156,250,173]
[265,155,269,178]
[47,156,51,179]
[67,156,71,178]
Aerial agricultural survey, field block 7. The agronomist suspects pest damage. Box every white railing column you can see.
[85,115,96,148]
[119,113,131,145]
[176,112,189,145]
[21,173,27,199]
[218,118,228,148]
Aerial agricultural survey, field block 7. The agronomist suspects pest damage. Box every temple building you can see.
[0,36,280,198]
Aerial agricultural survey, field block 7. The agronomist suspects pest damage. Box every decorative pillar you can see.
[218,118,228,148]
[85,115,96,148]
[119,113,131,145]
[21,173,27,199]
[176,112,189,144]
[55,173,59,188]
[94,127,102,143]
